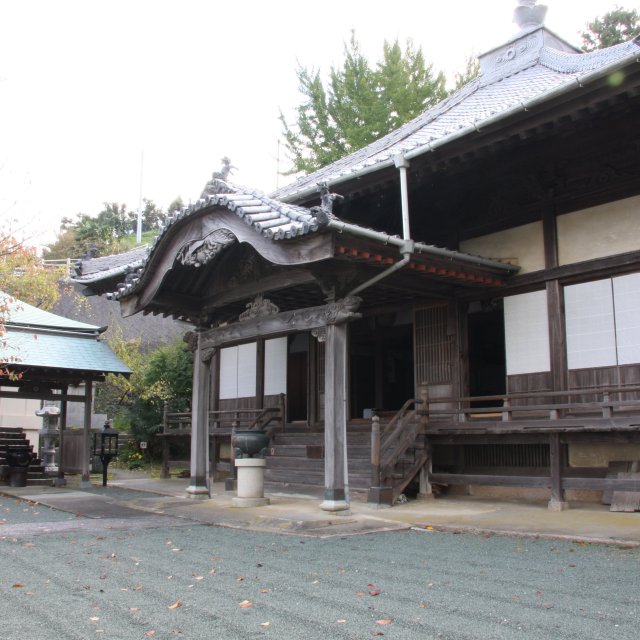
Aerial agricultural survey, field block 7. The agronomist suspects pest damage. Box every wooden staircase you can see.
[368,399,429,506]
[0,427,51,487]
[265,424,372,496]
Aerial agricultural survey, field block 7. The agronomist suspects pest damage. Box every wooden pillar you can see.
[320,322,350,513]
[186,331,211,499]
[208,349,220,485]
[55,385,68,487]
[80,379,93,488]
[548,432,568,511]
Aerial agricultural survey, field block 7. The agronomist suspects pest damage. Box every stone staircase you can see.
[0,427,51,487]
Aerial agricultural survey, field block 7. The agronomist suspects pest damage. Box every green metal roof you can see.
[1,291,102,333]
[1,292,130,376]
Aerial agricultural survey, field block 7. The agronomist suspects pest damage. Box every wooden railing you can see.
[425,386,640,431]
[368,398,426,506]
[423,386,640,506]
[160,394,285,435]
[159,395,285,479]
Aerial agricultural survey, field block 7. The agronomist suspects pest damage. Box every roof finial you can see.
[514,0,547,30]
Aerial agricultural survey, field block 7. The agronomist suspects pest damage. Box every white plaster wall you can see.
[557,195,640,265]
[0,393,41,429]
[459,221,544,274]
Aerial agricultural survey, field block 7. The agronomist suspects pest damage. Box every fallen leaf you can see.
[259,622,270,628]
[541,603,554,609]
[369,589,381,596]
[167,600,182,610]
[426,525,434,530]
[12,583,24,588]
[239,600,253,609]
[144,631,156,637]
[371,632,385,637]
[356,591,365,597]
[236,575,245,582]
[133,585,144,591]
[419,601,426,608]
[23,543,34,548]
[129,607,140,612]
[260,588,269,593]
[376,619,392,625]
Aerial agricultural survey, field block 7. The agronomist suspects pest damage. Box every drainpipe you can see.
[394,153,411,241]
[348,154,413,297]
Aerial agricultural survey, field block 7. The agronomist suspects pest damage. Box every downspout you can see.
[347,153,414,297]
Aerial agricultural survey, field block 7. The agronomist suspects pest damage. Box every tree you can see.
[0,235,65,309]
[452,55,481,92]
[280,33,447,174]
[581,6,640,51]
[46,202,133,259]
[1,232,67,378]
[95,333,193,446]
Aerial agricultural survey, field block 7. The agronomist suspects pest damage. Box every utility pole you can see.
[136,150,144,244]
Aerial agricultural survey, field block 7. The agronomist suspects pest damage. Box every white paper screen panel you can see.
[219,346,239,399]
[219,343,257,399]
[565,279,616,369]
[236,342,257,397]
[264,337,287,395]
[504,290,550,375]
[613,272,640,365]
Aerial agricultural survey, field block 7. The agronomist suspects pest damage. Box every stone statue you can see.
[310,182,343,226]
[201,157,237,197]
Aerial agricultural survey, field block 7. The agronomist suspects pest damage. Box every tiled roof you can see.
[271,37,640,202]
[84,186,329,301]
[74,245,149,283]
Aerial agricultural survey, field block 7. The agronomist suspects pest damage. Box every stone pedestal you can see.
[232,458,270,507]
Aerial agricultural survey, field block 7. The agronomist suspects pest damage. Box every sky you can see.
[1,0,638,249]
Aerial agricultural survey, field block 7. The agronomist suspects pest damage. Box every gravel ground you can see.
[1,508,639,640]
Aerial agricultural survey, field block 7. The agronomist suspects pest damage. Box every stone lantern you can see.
[35,405,61,476]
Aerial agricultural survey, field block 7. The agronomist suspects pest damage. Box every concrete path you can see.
[2,470,640,545]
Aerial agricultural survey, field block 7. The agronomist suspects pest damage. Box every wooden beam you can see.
[80,379,93,488]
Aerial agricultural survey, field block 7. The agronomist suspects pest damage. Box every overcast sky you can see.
[1,0,638,249]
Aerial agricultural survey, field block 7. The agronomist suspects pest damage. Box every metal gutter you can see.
[327,218,518,274]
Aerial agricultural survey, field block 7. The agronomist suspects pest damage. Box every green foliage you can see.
[280,32,447,174]
[452,55,481,92]
[45,197,181,259]
[581,6,640,51]
[95,333,193,448]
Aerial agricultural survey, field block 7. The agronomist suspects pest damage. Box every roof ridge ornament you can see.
[201,157,238,197]
[514,0,547,31]
[310,182,343,227]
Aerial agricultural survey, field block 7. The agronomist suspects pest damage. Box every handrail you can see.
[426,385,640,425]
[161,394,286,434]
[370,398,424,492]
